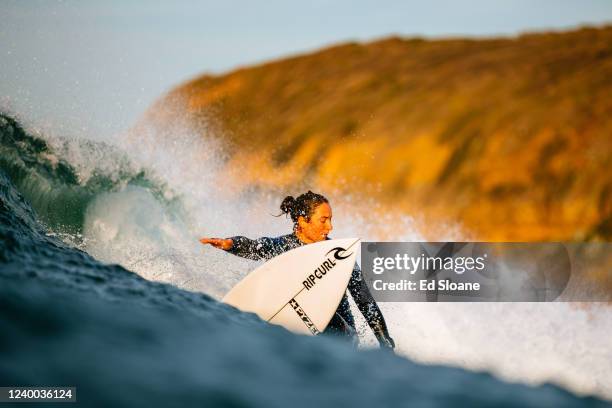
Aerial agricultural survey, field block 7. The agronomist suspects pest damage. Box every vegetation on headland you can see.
[144,26,612,241]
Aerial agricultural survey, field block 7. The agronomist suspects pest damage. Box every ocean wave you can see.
[0,114,172,235]
[1,113,610,404]
[0,160,605,407]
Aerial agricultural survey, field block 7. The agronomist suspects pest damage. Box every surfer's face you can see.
[297,202,333,243]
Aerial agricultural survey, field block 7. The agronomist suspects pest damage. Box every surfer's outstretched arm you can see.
[222,236,281,261]
[201,236,272,260]
[347,264,395,350]
[201,234,300,261]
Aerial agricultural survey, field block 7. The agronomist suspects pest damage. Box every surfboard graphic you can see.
[223,238,360,335]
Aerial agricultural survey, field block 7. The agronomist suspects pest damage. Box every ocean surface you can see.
[1,113,610,407]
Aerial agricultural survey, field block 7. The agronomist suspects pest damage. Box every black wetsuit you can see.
[225,233,394,348]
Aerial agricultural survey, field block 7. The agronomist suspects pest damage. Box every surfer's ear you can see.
[296,215,309,229]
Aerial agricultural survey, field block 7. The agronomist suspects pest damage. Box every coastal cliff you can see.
[143,26,612,240]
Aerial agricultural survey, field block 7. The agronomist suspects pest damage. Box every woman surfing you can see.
[200,191,395,349]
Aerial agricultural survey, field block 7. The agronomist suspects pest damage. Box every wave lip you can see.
[0,113,167,235]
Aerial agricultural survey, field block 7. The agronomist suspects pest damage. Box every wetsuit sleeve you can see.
[224,236,280,261]
[347,263,395,349]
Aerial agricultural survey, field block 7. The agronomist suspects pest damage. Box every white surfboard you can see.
[222,238,360,335]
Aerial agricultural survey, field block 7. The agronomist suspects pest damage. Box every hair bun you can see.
[278,191,328,224]
[280,195,295,214]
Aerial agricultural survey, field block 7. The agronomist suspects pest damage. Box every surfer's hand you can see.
[199,237,233,250]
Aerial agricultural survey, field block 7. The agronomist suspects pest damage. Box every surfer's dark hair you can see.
[280,191,329,224]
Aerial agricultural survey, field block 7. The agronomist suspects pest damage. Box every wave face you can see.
[0,113,610,406]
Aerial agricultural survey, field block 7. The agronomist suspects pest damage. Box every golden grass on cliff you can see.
[143,26,612,241]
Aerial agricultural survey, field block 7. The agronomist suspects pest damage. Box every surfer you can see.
[200,191,395,350]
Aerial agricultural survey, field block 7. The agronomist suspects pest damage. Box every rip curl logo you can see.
[289,298,320,335]
[326,246,352,260]
[303,247,352,291]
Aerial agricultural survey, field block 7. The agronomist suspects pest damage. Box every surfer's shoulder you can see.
[273,233,298,245]
[271,233,303,249]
